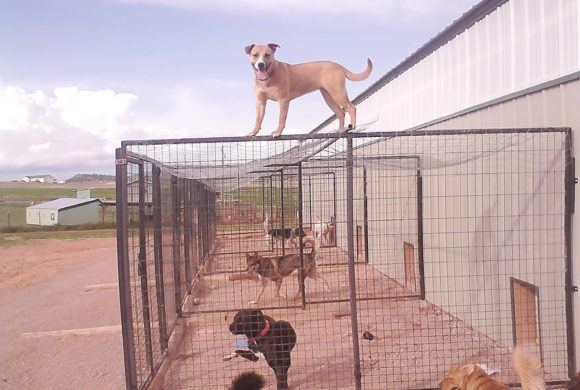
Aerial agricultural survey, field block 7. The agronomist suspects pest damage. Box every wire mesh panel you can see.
[116,128,574,390]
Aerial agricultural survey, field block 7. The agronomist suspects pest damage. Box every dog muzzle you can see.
[254,62,271,81]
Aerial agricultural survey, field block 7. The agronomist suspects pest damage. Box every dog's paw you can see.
[249,300,258,305]
[271,129,283,138]
[222,352,238,361]
[247,128,260,137]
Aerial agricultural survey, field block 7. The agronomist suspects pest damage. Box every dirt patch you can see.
[0,236,123,390]
[0,237,116,296]
[150,235,544,389]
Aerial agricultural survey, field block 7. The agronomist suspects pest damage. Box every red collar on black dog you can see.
[248,320,270,345]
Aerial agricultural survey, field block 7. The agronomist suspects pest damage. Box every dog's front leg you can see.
[250,278,268,304]
[274,365,290,390]
[271,99,289,138]
[248,98,267,136]
[234,350,260,362]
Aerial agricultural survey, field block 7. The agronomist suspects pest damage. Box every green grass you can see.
[0,187,115,201]
[0,204,27,227]
[0,229,115,246]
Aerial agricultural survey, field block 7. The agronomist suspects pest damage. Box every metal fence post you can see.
[564,128,576,383]
[346,136,362,389]
[152,165,168,352]
[115,147,138,390]
[416,163,426,301]
[363,167,369,263]
[183,179,192,291]
[171,175,183,317]
[298,163,307,309]
[138,163,154,373]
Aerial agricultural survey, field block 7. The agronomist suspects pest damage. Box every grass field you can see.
[0,205,27,226]
[0,187,115,202]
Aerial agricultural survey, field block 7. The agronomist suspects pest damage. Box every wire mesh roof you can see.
[124,128,569,193]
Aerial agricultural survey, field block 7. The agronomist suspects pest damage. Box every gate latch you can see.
[572,286,578,293]
[116,158,127,166]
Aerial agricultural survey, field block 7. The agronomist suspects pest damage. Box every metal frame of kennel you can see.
[116,128,576,390]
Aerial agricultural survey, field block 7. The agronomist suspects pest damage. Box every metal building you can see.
[26,198,101,226]
[312,0,580,374]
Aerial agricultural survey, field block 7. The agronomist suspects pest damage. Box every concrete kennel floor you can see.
[154,233,559,389]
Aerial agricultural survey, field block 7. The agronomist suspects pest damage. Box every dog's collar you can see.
[248,320,270,344]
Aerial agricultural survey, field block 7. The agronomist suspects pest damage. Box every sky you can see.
[0,0,480,181]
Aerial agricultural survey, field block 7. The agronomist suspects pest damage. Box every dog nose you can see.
[229,323,236,332]
[257,62,266,70]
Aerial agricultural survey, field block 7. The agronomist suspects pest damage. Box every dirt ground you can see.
[0,237,124,389]
[154,234,546,390]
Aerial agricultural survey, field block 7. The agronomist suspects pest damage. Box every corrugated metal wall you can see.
[316,0,579,134]
[310,0,580,374]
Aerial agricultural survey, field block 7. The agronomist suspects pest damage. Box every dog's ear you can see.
[459,363,476,376]
[244,44,255,55]
[267,43,279,53]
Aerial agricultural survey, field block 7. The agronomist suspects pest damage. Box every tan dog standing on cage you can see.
[245,43,373,137]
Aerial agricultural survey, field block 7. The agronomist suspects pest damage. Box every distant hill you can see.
[66,174,115,183]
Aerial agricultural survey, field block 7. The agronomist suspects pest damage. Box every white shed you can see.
[26,198,101,226]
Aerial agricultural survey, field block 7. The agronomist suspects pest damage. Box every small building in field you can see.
[26,198,101,226]
[21,175,55,183]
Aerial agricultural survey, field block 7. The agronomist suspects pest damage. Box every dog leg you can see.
[271,99,290,138]
[320,89,346,130]
[294,273,304,300]
[328,88,356,130]
[270,257,279,273]
[274,279,286,299]
[250,279,268,304]
[234,350,260,362]
[320,274,332,292]
[248,99,267,136]
[274,365,290,390]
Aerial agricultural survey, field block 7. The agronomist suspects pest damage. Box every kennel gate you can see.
[116,128,575,389]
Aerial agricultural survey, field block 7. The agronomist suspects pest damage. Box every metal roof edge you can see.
[310,0,509,134]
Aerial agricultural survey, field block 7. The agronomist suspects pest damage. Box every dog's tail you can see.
[229,371,265,390]
[345,58,373,82]
[513,347,545,390]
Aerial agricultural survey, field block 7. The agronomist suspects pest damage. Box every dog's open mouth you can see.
[254,64,271,81]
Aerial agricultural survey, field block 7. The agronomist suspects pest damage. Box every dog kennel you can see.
[116,128,575,389]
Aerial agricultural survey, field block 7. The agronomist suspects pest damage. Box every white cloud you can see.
[111,0,473,19]
[0,78,336,180]
[0,82,139,178]
[54,87,138,142]
[28,142,51,153]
